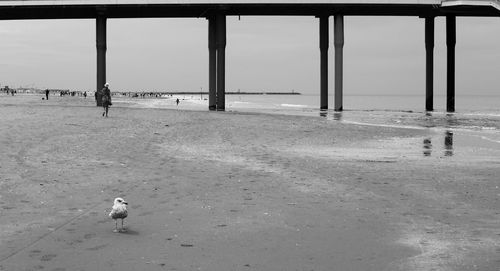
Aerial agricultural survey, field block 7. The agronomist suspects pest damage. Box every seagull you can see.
[109,197,128,232]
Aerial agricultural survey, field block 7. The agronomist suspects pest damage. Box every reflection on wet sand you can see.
[423,131,454,157]
[445,131,454,156]
[446,113,458,127]
[333,112,342,121]
[319,110,342,121]
[423,138,432,156]
[322,110,459,158]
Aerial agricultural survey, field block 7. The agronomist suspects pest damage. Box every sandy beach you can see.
[0,95,499,271]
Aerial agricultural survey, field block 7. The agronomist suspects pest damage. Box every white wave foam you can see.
[280,104,307,108]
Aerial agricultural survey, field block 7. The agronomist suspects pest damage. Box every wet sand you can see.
[0,95,499,271]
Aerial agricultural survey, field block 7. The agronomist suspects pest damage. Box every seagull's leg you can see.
[113,219,119,232]
[121,219,126,232]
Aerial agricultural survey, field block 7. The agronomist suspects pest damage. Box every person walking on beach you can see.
[176,98,180,107]
[101,83,112,117]
[45,89,49,100]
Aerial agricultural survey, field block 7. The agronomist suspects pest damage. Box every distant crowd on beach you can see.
[1,87,189,100]
[59,90,88,98]
[3,89,17,96]
[1,86,16,96]
[115,92,177,98]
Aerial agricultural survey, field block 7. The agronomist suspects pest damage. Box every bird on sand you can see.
[109,197,128,232]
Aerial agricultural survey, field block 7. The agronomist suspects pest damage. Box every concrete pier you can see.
[425,16,435,112]
[334,15,344,112]
[216,14,227,111]
[96,14,107,107]
[319,16,329,110]
[208,16,217,111]
[446,15,456,113]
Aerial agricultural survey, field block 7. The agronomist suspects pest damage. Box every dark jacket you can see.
[101,87,112,106]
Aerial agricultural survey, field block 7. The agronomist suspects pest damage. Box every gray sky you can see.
[0,16,499,95]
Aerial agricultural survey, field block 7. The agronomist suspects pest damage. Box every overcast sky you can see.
[0,16,499,95]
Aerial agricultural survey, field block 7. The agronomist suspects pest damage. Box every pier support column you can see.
[208,16,217,111]
[334,15,344,111]
[216,14,226,111]
[446,15,456,112]
[319,16,329,110]
[96,14,107,107]
[425,17,434,111]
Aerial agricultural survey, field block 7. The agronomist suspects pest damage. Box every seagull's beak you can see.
[123,202,128,205]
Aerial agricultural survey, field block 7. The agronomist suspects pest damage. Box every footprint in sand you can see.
[83,233,96,240]
[29,250,41,258]
[65,239,83,246]
[40,254,57,261]
[86,244,109,251]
